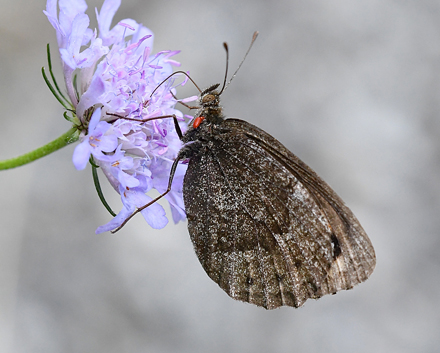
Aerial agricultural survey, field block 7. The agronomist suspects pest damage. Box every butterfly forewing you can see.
[183,118,375,309]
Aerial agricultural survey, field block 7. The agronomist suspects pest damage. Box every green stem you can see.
[0,127,79,170]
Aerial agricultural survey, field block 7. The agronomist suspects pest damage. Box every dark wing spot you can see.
[276,274,284,282]
[331,233,342,259]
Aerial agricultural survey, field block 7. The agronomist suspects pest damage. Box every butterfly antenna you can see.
[220,31,259,94]
[150,70,202,98]
[218,42,229,95]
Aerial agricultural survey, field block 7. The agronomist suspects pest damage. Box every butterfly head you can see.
[200,83,221,107]
[196,83,224,125]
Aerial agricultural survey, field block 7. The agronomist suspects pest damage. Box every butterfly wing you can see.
[183,118,375,309]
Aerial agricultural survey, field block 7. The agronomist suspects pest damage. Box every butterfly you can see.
[116,32,376,309]
[176,83,376,309]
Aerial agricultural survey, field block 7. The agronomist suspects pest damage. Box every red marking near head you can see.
[193,116,205,128]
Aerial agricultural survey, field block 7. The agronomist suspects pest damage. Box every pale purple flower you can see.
[45,0,189,233]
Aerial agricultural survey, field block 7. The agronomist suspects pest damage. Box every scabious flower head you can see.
[44,0,191,233]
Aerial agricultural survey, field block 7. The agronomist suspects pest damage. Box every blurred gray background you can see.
[1,0,439,352]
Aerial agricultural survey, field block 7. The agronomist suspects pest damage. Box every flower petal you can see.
[96,0,121,39]
[98,134,118,152]
[95,204,133,234]
[139,198,168,229]
[76,71,106,118]
[72,140,91,170]
[88,107,102,132]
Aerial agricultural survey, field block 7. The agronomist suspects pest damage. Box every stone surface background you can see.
[1,0,439,352]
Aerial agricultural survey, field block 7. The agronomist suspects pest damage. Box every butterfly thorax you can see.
[179,84,228,158]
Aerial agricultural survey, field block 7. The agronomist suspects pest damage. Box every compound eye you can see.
[202,94,215,104]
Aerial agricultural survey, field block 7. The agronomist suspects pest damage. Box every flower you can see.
[45,0,190,233]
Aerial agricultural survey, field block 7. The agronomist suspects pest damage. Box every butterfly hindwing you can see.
[183,118,375,309]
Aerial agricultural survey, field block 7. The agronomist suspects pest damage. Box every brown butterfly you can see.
[116,32,376,309]
[178,83,375,309]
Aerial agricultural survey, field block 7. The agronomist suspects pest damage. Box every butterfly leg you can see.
[111,154,185,233]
